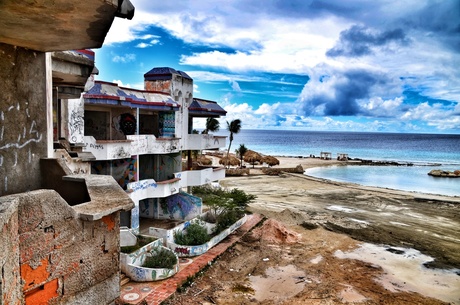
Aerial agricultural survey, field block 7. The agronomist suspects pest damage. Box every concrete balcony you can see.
[127,178,181,202]
[127,167,224,202]
[175,167,226,188]
[83,135,180,160]
[183,134,226,150]
[126,135,180,155]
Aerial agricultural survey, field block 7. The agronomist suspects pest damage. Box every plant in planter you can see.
[192,185,256,233]
[174,222,211,246]
[143,247,178,269]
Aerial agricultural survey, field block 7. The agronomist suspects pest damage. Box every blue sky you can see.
[94,0,460,134]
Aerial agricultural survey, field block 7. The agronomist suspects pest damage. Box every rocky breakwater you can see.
[428,169,460,178]
[354,159,414,166]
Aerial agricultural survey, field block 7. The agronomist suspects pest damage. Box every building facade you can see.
[60,67,227,234]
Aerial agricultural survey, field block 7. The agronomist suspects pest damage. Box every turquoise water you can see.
[304,165,459,197]
[216,129,460,196]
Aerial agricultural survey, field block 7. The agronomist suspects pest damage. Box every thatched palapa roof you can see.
[219,156,241,166]
[261,155,280,167]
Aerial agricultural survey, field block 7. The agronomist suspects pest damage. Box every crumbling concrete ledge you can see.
[63,174,134,220]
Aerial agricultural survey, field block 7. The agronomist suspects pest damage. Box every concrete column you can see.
[0,43,50,195]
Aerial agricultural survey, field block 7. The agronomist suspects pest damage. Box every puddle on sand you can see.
[335,243,460,305]
[249,265,306,303]
[338,284,367,303]
[310,254,323,264]
[326,205,356,213]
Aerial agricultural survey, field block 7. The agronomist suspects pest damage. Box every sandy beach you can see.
[165,156,460,305]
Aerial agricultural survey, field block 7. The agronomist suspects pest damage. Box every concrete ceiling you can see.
[0,0,124,52]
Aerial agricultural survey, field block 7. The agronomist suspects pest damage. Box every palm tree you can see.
[226,119,242,168]
[236,144,248,168]
[202,117,220,134]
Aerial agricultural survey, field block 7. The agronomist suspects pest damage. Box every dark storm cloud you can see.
[301,69,388,116]
[402,1,460,52]
[235,0,372,20]
[327,25,409,57]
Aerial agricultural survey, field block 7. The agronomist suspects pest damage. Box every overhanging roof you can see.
[0,0,134,52]
[144,67,193,81]
[189,98,227,117]
[83,81,180,111]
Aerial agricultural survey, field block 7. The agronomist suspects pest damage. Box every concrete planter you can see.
[122,245,180,282]
[120,238,163,274]
[167,214,247,257]
[149,212,217,243]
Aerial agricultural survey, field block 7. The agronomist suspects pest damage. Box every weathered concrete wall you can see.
[0,189,123,304]
[0,196,22,305]
[144,79,172,94]
[40,158,90,206]
[0,43,51,196]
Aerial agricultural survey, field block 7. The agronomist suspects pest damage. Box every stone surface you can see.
[428,169,460,178]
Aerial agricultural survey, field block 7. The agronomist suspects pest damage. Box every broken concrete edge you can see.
[0,195,20,227]
[63,174,134,220]
[51,50,94,68]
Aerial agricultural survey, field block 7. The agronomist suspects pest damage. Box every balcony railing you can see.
[126,135,180,154]
[183,134,226,150]
[127,178,181,202]
[127,167,225,202]
[83,135,180,160]
[175,167,225,188]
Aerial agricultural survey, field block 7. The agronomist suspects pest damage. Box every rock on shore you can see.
[428,169,460,178]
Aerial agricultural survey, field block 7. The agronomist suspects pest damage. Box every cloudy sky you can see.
[94,0,460,134]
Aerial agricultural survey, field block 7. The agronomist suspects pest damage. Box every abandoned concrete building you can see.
[0,1,229,304]
[65,66,227,232]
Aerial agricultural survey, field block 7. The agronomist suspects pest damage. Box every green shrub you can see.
[142,247,178,269]
[215,209,245,234]
[192,185,255,233]
[174,223,211,246]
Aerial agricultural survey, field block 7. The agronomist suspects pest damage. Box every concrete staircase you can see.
[120,273,131,287]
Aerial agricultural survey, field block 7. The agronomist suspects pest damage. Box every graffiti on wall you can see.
[1,103,43,194]
[69,109,84,143]
[160,192,202,220]
[91,157,137,189]
[159,112,175,138]
[0,103,43,152]
[112,112,136,140]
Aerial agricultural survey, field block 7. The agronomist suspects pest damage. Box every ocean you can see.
[215,129,460,197]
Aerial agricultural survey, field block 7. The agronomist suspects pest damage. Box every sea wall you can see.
[262,165,304,175]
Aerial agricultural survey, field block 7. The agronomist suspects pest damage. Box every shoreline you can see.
[239,155,460,202]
